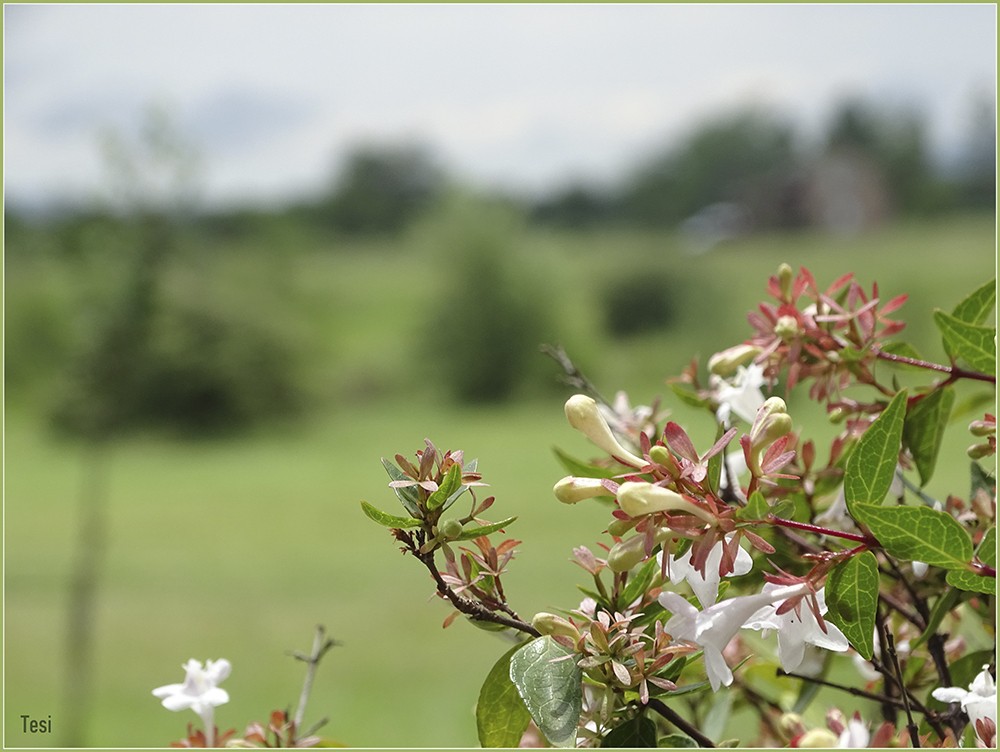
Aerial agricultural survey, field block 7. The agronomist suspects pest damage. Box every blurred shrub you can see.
[602,268,676,337]
[418,197,555,403]
[48,216,313,437]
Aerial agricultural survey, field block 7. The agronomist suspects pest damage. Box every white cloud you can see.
[3,3,995,207]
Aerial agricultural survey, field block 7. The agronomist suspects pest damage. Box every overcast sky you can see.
[3,3,996,209]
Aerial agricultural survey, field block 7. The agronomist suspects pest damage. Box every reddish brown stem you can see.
[766,515,873,544]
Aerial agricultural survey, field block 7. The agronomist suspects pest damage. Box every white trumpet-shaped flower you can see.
[660,582,810,691]
[564,394,645,468]
[711,363,766,425]
[658,535,753,608]
[153,658,231,746]
[743,585,849,673]
[932,665,997,747]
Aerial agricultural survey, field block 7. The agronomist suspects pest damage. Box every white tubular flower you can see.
[711,363,766,425]
[660,582,810,691]
[153,658,231,746]
[659,535,753,608]
[553,476,609,504]
[837,716,871,748]
[617,481,716,524]
[564,394,645,468]
[742,585,849,673]
[932,665,997,747]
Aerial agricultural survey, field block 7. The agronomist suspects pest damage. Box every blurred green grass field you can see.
[4,214,996,747]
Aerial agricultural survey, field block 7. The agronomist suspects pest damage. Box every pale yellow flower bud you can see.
[531,612,581,642]
[553,476,608,504]
[564,394,645,467]
[708,344,762,377]
[617,481,716,524]
[607,534,648,572]
[797,729,839,748]
[777,263,794,299]
[774,315,800,341]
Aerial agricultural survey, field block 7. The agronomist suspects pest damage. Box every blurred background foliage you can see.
[3,95,996,748]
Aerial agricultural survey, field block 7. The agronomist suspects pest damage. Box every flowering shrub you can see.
[363,265,996,748]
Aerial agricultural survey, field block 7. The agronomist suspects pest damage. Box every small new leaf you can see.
[454,516,518,541]
[381,458,422,517]
[825,551,879,660]
[736,490,770,521]
[427,463,463,511]
[360,500,422,529]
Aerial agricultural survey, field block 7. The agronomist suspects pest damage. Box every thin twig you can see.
[290,625,338,730]
[884,626,921,747]
[646,698,716,747]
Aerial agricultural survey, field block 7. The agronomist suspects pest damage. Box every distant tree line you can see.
[283,95,995,238]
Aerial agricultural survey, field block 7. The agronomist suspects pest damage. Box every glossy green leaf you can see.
[853,504,973,569]
[945,568,995,595]
[381,458,422,517]
[825,551,879,660]
[359,500,422,529]
[844,390,907,513]
[509,636,582,748]
[945,526,996,595]
[933,310,996,373]
[477,642,532,747]
[902,387,955,486]
[601,715,657,748]
[951,278,996,326]
[454,515,518,541]
[427,463,463,511]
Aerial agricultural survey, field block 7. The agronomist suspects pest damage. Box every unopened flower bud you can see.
[607,534,649,572]
[617,482,716,524]
[648,444,672,467]
[440,518,464,540]
[531,612,581,642]
[968,442,996,460]
[778,713,807,742]
[777,263,794,299]
[553,476,608,504]
[797,729,838,748]
[708,344,761,378]
[607,517,639,537]
[750,397,791,445]
[969,417,997,437]
[564,394,645,468]
[827,407,846,424]
[773,315,800,341]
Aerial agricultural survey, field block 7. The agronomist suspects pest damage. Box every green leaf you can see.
[945,527,997,595]
[427,463,462,511]
[552,446,617,480]
[601,715,658,748]
[736,490,769,521]
[971,462,997,502]
[477,642,533,747]
[853,504,973,569]
[825,551,879,660]
[509,636,582,748]
[669,381,709,410]
[658,733,698,748]
[359,500,422,529]
[933,310,996,373]
[619,555,660,609]
[951,278,996,326]
[945,568,995,595]
[381,458,422,517]
[454,515,518,541]
[844,390,907,514]
[902,387,956,486]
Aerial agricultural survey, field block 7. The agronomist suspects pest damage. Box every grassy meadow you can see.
[4,211,996,747]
